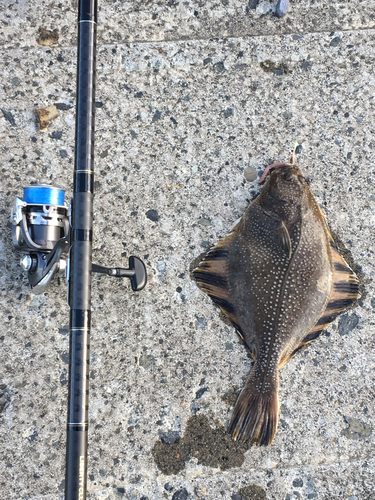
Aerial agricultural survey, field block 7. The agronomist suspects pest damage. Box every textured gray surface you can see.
[1,1,375,499]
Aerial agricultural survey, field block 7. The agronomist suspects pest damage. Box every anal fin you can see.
[193,232,244,336]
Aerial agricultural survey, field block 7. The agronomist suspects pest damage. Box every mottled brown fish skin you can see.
[193,164,359,446]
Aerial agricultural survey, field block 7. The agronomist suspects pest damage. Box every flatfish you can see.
[193,162,359,445]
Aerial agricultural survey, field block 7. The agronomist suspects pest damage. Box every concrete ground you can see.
[1,1,374,499]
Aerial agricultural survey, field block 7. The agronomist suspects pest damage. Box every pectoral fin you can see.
[260,205,292,258]
[277,222,292,258]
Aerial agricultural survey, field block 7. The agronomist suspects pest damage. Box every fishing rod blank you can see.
[65,0,97,498]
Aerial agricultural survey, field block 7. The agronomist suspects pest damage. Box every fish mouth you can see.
[259,162,292,184]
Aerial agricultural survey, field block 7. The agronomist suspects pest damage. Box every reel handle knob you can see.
[116,256,147,291]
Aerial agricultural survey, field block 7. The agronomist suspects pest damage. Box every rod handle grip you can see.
[65,427,88,500]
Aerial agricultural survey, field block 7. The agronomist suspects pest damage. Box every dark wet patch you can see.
[221,386,240,406]
[341,416,372,440]
[152,415,250,474]
[236,484,267,500]
[260,60,290,75]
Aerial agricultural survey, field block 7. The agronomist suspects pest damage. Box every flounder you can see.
[193,162,359,445]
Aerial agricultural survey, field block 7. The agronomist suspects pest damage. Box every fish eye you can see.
[284,171,293,181]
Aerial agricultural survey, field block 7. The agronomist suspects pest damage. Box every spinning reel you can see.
[11,184,146,294]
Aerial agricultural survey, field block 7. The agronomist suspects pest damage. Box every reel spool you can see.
[11,185,70,294]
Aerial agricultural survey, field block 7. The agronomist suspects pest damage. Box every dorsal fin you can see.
[193,231,246,340]
[279,236,359,367]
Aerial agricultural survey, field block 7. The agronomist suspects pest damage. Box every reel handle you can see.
[92,256,147,291]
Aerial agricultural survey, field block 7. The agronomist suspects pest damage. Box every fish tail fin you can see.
[228,366,279,446]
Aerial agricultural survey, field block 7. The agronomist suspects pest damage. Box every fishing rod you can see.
[11,1,147,498]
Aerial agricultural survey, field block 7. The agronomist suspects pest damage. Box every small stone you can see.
[231,495,242,500]
[157,262,166,272]
[276,0,289,18]
[11,77,21,87]
[59,149,68,158]
[139,353,155,369]
[247,0,259,10]
[0,395,7,413]
[213,61,226,73]
[341,417,372,439]
[159,430,180,444]
[300,61,312,71]
[283,111,293,120]
[2,109,16,126]
[146,209,159,221]
[307,494,318,499]
[60,353,69,365]
[164,483,173,491]
[371,298,375,308]
[223,108,234,118]
[244,166,257,182]
[292,479,303,488]
[55,102,73,110]
[172,488,189,500]
[195,317,207,329]
[330,36,341,47]
[99,148,110,158]
[195,387,209,399]
[151,110,162,123]
[50,130,63,140]
[58,326,69,336]
[338,313,359,336]
[198,217,212,226]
